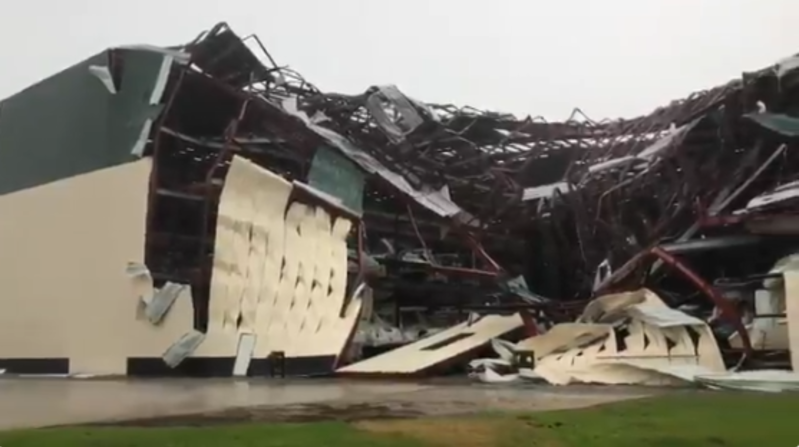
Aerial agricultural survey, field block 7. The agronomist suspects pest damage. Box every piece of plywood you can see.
[338,314,523,375]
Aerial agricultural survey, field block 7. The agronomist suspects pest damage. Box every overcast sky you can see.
[1,0,796,119]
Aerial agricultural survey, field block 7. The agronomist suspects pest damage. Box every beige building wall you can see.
[0,159,193,375]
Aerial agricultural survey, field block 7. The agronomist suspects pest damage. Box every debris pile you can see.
[97,23,799,383]
[1,22,799,387]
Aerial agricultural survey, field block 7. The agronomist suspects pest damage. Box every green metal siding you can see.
[0,49,170,196]
[307,145,365,214]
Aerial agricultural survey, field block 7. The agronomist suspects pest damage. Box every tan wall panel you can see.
[207,155,360,363]
[0,159,194,375]
[784,271,799,371]
[338,314,523,374]
[533,288,725,385]
[536,322,725,385]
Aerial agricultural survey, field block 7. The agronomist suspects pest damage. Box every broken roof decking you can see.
[6,22,799,359]
[0,48,175,196]
[279,52,799,302]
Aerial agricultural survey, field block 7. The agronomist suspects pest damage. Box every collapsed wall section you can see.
[140,156,363,377]
[516,289,727,386]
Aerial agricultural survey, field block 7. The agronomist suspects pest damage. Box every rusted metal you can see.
[197,98,250,268]
[651,247,753,356]
[144,65,187,261]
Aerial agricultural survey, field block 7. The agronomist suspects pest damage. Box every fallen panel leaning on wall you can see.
[337,313,523,376]
[200,155,362,377]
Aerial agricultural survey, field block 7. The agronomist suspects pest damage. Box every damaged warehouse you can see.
[0,23,798,390]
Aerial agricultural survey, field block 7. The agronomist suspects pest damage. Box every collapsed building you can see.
[0,23,798,387]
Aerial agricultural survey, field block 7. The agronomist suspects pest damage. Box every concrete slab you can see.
[86,382,657,427]
[0,378,427,430]
[0,377,658,430]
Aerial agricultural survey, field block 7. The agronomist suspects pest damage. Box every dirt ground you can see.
[82,382,658,427]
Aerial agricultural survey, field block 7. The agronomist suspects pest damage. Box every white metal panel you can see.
[338,314,523,375]
[232,333,257,376]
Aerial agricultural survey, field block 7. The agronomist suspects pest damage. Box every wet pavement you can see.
[0,378,427,429]
[0,378,655,429]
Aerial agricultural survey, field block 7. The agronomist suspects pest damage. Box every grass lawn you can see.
[1,392,796,447]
